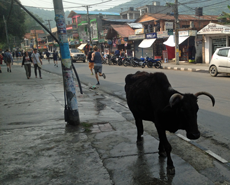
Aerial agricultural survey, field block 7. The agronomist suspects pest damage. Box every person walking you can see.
[21,51,32,79]
[91,46,106,85]
[31,48,42,79]
[4,49,13,72]
[16,51,19,60]
[45,50,50,63]
[53,50,58,67]
[87,48,94,75]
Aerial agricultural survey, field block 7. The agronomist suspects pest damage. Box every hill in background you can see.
[99,0,229,16]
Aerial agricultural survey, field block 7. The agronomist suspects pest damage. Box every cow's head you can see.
[169,92,215,140]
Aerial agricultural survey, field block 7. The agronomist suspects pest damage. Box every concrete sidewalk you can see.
[0,65,230,185]
[162,61,209,73]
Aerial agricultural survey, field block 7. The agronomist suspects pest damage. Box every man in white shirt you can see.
[31,48,42,79]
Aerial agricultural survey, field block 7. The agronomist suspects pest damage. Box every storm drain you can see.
[91,122,114,133]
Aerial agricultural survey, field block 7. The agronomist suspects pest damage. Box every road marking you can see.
[205,150,228,163]
[176,133,191,142]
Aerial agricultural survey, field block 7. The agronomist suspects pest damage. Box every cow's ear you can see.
[169,93,183,107]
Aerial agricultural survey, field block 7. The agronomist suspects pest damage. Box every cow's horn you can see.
[195,92,215,106]
[169,93,183,107]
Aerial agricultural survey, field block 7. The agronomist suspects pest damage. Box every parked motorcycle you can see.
[108,55,119,65]
[123,57,133,67]
[132,57,146,68]
[146,57,161,68]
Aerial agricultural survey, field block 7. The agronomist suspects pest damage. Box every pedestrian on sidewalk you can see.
[4,49,13,72]
[21,51,32,79]
[45,50,50,63]
[31,48,42,79]
[91,46,106,85]
[53,50,58,67]
[88,48,94,75]
[16,51,19,61]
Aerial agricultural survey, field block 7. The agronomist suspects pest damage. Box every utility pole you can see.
[174,0,179,65]
[3,15,10,51]
[53,0,80,125]
[45,20,52,32]
[85,5,92,46]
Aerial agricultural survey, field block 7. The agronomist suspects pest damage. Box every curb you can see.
[162,66,209,73]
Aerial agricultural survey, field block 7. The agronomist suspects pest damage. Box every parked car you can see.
[69,49,86,63]
[209,47,230,77]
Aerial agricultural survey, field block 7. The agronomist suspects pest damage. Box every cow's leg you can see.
[158,141,166,158]
[156,127,175,175]
[135,117,143,143]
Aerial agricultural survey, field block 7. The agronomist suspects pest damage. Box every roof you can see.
[30,30,44,34]
[24,33,32,39]
[68,10,120,18]
[110,24,135,37]
[127,23,143,29]
[136,13,219,23]
[102,19,136,23]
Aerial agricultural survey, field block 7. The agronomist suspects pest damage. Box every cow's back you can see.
[125,72,172,121]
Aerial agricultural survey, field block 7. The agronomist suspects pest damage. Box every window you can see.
[217,49,229,57]
[182,25,189,28]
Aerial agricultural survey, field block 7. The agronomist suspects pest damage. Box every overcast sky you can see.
[20,0,130,11]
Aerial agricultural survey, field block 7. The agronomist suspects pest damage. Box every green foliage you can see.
[24,13,44,32]
[0,0,26,48]
[218,5,230,24]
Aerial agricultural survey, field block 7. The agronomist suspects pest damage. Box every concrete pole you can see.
[3,15,10,51]
[174,0,179,65]
[53,0,80,125]
[86,5,92,46]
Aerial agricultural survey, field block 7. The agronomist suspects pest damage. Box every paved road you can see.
[41,60,230,162]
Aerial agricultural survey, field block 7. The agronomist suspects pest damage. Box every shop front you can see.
[106,24,135,55]
[138,33,157,58]
[154,31,169,60]
[198,23,230,64]
[128,34,145,58]
[163,30,197,62]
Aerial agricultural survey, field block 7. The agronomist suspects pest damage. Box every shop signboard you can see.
[157,31,169,38]
[146,32,157,39]
[179,30,197,36]
[198,23,230,34]
[165,22,173,30]
[135,28,144,35]
[99,39,105,43]
[90,21,98,40]
[128,34,145,40]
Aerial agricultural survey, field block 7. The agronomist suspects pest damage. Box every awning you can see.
[163,35,189,47]
[78,43,87,50]
[138,39,156,48]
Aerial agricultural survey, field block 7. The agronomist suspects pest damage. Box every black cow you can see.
[125,71,215,174]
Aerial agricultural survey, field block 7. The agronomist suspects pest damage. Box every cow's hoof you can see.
[158,151,167,158]
[167,166,175,175]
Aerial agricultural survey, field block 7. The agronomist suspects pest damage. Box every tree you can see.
[218,5,230,24]
[0,0,26,49]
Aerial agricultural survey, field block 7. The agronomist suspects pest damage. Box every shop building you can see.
[105,24,135,56]
[163,30,198,62]
[197,23,230,64]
